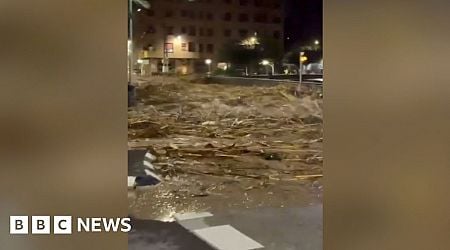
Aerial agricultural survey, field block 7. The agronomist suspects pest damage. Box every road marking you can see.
[174,212,264,250]
[143,160,155,170]
[193,225,264,250]
[174,212,213,221]
[127,176,136,188]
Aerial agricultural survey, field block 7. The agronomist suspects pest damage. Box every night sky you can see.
[284,0,323,50]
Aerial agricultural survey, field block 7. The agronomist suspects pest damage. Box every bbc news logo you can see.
[10,216,132,235]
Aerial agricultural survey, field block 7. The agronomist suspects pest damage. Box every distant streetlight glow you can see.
[205,59,212,74]
[261,60,274,75]
[137,8,142,12]
[314,40,320,45]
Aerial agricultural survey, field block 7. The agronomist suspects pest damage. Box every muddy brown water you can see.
[128,76,323,220]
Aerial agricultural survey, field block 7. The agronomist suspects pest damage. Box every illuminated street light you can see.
[205,59,212,74]
[314,40,320,45]
[137,8,142,12]
[260,60,274,75]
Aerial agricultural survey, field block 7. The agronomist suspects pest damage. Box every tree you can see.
[218,39,258,66]
[218,36,284,73]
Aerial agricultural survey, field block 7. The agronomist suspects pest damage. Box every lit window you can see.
[164,43,174,53]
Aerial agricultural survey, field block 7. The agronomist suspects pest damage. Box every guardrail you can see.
[206,75,323,87]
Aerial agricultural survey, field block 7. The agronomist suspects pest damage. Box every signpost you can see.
[299,52,304,89]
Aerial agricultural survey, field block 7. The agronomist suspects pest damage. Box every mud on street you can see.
[128,76,323,221]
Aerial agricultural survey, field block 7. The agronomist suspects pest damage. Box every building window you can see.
[181,10,188,17]
[254,13,267,23]
[224,12,232,21]
[239,0,248,6]
[167,26,174,35]
[239,29,248,38]
[148,25,156,33]
[181,43,187,51]
[206,13,214,20]
[199,11,204,19]
[199,28,204,36]
[181,26,187,34]
[224,29,231,37]
[207,44,214,53]
[199,44,204,53]
[165,43,174,53]
[207,28,214,36]
[239,13,249,22]
[189,10,196,19]
[254,0,262,7]
[189,26,197,36]
[224,0,231,4]
[188,42,196,52]
[273,31,281,39]
[273,16,281,23]
[165,10,174,18]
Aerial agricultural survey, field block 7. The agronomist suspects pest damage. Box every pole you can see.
[299,52,304,86]
[128,0,133,83]
[162,26,169,73]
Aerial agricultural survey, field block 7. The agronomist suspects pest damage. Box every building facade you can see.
[133,0,283,75]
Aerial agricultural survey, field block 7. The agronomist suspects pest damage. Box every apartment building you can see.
[133,0,283,74]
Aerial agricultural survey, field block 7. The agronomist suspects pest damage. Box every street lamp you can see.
[261,60,274,75]
[205,59,212,74]
[314,40,320,45]
[128,0,150,83]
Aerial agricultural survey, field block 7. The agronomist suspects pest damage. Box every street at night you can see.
[127,0,323,249]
